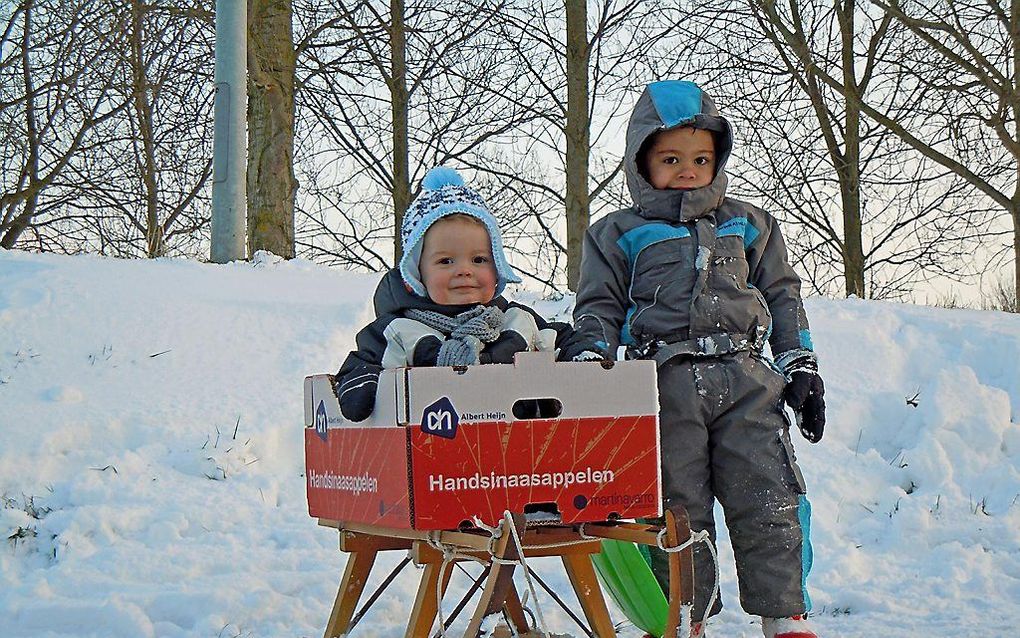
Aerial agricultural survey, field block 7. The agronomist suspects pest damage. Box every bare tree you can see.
[483,0,694,290]
[745,0,1017,306]
[0,0,131,249]
[293,0,546,272]
[679,0,998,299]
[58,0,215,258]
[1,0,215,257]
[248,0,298,259]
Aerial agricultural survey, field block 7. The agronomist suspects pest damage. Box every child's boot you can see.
[761,614,817,638]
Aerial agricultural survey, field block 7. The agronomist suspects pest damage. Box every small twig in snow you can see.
[232,416,240,440]
[90,465,119,474]
[906,389,920,407]
[149,349,172,358]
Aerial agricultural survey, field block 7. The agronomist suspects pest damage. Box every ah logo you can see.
[315,400,329,442]
[421,396,458,440]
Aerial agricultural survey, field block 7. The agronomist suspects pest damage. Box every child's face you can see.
[644,127,716,191]
[419,215,498,305]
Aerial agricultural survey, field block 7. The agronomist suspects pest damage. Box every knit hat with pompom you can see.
[399,166,521,298]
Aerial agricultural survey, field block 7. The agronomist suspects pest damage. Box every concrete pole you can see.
[210,0,247,263]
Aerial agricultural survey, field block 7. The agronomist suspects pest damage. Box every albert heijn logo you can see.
[315,400,329,442]
[421,396,459,440]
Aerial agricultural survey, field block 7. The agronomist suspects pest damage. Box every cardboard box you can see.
[304,351,661,530]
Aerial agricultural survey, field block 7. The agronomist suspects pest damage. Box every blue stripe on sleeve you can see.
[799,329,814,350]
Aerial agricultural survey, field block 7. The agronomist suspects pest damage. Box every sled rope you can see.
[503,509,549,634]
[428,511,557,637]
[655,527,719,630]
[426,532,489,637]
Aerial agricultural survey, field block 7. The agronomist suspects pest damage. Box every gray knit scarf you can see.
[406,305,504,366]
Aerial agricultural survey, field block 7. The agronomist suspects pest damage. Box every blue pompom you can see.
[421,166,464,191]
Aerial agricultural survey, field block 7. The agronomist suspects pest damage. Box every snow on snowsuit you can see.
[335,268,573,422]
[572,81,814,619]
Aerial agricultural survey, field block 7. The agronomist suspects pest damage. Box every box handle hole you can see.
[523,502,561,524]
[512,398,562,419]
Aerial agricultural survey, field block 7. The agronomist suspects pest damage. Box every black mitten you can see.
[557,332,609,362]
[784,371,825,443]
[333,364,381,422]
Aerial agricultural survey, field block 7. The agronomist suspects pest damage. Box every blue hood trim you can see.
[647,80,703,129]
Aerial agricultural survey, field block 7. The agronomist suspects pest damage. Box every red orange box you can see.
[304,351,661,530]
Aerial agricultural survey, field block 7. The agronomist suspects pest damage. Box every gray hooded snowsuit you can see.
[573,81,814,619]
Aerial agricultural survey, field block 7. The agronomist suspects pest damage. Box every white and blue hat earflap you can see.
[399,166,522,299]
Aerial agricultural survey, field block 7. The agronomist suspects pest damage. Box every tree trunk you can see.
[1,0,38,249]
[1013,204,1019,306]
[838,153,865,298]
[130,0,163,257]
[1013,0,1020,309]
[838,2,864,298]
[246,0,297,259]
[564,0,589,291]
[389,0,410,264]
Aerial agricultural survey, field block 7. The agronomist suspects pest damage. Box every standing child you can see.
[335,167,600,421]
[572,80,826,638]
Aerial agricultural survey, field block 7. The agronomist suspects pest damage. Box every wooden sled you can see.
[317,505,696,638]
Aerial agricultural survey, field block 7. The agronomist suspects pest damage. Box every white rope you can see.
[502,510,549,635]
[472,515,504,557]
[654,527,720,631]
[428,531,487,638]
[701,535,720,630]
[656,526,722,628]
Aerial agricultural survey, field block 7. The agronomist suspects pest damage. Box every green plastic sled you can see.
[591,539,669,637]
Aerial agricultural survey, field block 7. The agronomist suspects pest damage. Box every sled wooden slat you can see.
[323,548,376,638]
[339,529,413,553]
[411,538,602,564]
[502,585,531,633]
[580,522,660,543]
[664,505,695,637]
[463,513,525,636]
[405,561,454,638]
[562,551,616,637]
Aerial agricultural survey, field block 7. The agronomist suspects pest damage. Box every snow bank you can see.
[1,249,1018,637]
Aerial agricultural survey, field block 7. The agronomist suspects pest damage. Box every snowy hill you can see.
[1,248,1018,638]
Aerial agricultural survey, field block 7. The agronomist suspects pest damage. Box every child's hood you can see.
[624,81,734,222]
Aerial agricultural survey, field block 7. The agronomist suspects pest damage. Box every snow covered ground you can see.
[1,248,1018,638]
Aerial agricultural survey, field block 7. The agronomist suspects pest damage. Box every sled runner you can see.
[591,539,670,637]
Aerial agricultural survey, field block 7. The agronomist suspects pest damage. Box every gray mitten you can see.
[437,334,484,366]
